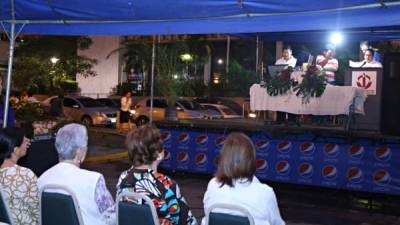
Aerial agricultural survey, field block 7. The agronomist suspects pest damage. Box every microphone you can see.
[359,61,367,68]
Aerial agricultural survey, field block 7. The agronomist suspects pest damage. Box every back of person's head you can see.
[125,125,163,167]
[0,131,16,165]
[216,132,256,187]
[2,127,24,147]
[55,123,88,160]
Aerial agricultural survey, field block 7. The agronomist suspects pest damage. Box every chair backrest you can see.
[40,184,84,225]
[117,191,160,225]
[205,203,255,225]
[0,189,13,225]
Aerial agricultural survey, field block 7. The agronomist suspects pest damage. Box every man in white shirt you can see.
[275,46,297,68]
[316,46,339,85]
[350,48,383,68]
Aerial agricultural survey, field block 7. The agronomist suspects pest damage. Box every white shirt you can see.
[275,57,297,68]
[38,162,110,225]
[120,96,132,112]
[349,60,382,68]
[203,177,285,225]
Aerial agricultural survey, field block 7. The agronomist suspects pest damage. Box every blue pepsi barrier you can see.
[159,128,400,196]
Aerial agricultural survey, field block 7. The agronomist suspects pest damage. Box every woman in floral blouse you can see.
[0,128,39,225]
[117,125,197,225]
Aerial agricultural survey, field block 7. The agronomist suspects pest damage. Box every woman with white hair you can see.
[37,123,115,225]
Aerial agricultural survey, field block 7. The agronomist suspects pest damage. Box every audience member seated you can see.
[37,123,115,225]
[0,128,39,225]
[203,133,285,225]
[116,125,197,225]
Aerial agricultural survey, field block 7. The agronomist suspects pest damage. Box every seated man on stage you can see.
[349,48,383,68]
[275,45,298,125]
[275,45,297,68]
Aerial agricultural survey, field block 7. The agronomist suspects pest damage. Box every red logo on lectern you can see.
[356,73,372,89]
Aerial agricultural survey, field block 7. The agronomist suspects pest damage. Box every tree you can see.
[13,36,97,94]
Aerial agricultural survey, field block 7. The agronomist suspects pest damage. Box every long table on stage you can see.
[250,84,367,115]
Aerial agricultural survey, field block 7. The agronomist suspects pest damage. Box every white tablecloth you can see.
[250,84,367,115]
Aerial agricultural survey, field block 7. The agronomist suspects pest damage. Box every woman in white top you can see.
[119,91,132,130]
[38,124,115,225]
[203,133,285,225]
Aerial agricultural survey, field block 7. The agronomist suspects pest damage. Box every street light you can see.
[180,53,193,78]
[50,57,59,64]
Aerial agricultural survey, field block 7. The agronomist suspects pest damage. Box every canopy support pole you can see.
[225,35,230,74]
[3,0,16,128]
[255,34,259,76]
[149,35,156,124]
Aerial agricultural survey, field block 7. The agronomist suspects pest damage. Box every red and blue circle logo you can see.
[195,134,209,146]
[347,167,363,183]
[323,143,340,158]
[299,142,315,156]
[177,133,190,145]
[160,131,172,143]
[374,147,391,162]
[275,160,290,175]
[298,163,314,179]
[163,150,171,162]
[373,170,391,186]
[177,151,189,164]
[256,159,268,171]
[348,145,365,160]
[214,136,226,148]
[322,165,338,180]
[255,140,270,152]
[277,141,292,154]
[195,153,207,167]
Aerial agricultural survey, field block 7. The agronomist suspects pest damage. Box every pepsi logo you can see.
[373,170,391,186]
[177,151,189,163]
[374,147,391,162]
[195,134,208,146]
[214,136,225,147]
[213,155,220,166]
[299,142,315,156]
[256,159,268,171]
[323,143,339,157]
[163,150,171,161]
[195,153,207,166]
[298,163,313,178]
[255,140,270,152]
[275,161,290,175]
[348,145,365,160]
[177,133,190,145]
[160,131,171,142]
[347,167,363,183]
[277,141,292,154]
[322,165,338,180]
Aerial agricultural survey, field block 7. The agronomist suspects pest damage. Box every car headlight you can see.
[248,112,257,118]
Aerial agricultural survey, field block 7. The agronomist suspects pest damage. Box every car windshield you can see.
[78,98,104,107]
[220,106,237,115]
[178,100,203,110]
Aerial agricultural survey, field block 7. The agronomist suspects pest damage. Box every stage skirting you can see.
[159,127,400,196]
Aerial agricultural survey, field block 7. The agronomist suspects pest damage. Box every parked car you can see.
[200,103,242,119]
[41,96,118,126]
[133,97,222,126]
[194,97,257,118]
[96,98,121,109]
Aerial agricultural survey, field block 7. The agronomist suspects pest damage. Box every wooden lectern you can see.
[344,68,382,131]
